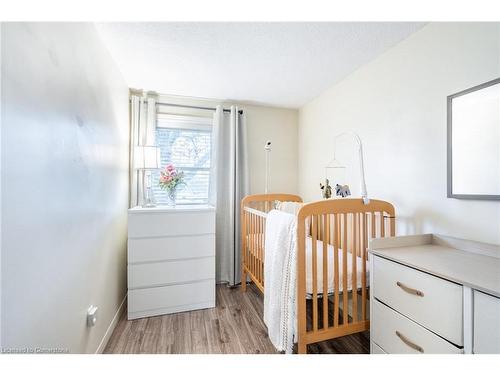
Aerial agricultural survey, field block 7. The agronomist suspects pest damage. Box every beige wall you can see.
[298,23,500,245]
[1,23,129,353]
[243,104,298,195]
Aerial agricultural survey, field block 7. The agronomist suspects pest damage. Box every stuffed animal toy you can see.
[335,184,351,198]
[319,179,333,199]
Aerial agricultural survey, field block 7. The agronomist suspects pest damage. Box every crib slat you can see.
[255,213,258,280]
[261,215,265,283]
[252,212,256,278]
[342,213,348,324]
[254,213,257,283]
[323,214,329,329]
[361,212,368,320]
[363,212,368,255]
[241,211,244,266]
[352,213,358,323]
[380,211,385,237]
[260,214,263,283]
[256,213,259,281]
[260,218,266,285]
[247,213,253,272]
[254,215,260,282]
[249,212,252,277]
[312,215,318,332]
[371,212,376,240]
[257,214,260,282]
[333,214,340,327]
[242,211,246,271]
[256,214,259,283]
[249,210,252,276]
[337,213,341,249]
[261,215,264,284]
[248,211,251,276]
[245,212,248,268]
[257,215,261,284]
[245,211,249,272]
[329,214,334,246]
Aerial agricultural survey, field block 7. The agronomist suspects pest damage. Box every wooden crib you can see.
[240,193,395,353]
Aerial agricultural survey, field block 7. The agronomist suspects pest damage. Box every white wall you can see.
[1,23,129,353]
[298,23,500,245]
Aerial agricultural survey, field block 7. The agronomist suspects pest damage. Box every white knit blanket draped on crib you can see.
[263,209,297,354]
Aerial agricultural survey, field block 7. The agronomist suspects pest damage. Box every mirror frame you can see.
[447,77,500,200]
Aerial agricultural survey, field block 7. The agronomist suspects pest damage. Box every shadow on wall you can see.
[395,215,420,236]
[396,210,447,237]
[395,208,479,240]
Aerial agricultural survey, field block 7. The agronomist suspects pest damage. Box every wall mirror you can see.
[447,78,500,200]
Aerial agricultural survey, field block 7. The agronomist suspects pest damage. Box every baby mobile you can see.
[320,132,369,205]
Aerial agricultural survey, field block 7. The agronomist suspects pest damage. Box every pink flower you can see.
[159,163,185,191]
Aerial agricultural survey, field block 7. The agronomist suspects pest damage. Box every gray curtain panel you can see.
[211,105,249,285]
[129,92,157,207]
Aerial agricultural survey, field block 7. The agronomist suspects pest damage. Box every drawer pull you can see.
[396,281,424,297]
[395,331,424,353]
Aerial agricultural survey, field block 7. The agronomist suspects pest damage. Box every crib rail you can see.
[241,194,302,292]
[296,199,395,353]
[240,194,395,354]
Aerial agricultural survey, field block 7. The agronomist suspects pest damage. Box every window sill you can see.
[129,204,215,214]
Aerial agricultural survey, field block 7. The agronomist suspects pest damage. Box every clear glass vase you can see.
[166,188,177,207]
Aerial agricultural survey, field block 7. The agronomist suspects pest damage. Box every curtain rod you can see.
[156,101,243,115]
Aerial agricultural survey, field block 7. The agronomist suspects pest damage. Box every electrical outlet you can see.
[87,305,98,327]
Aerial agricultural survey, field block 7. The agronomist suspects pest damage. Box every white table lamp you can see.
[134,145,161,207]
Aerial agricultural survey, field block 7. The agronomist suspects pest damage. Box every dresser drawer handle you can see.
[395,331,424,353]
[396,281,424,297]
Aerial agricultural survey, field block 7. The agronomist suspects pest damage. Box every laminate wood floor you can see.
[103,284,370,354]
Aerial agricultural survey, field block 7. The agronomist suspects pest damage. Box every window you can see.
[151,114,212,205]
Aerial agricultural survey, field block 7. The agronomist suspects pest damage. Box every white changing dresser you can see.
[369,234,500,354]
[127,205,216,320]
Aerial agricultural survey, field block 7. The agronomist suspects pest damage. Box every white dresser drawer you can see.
[128,257,215,289]
[128,210,215,238]
[128,234,215,263]
[128,279,215,319]
[372,300,462,354]
[474,291,500,354]
[373,256,463,346]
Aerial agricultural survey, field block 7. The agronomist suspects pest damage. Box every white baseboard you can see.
[95,293,127,354]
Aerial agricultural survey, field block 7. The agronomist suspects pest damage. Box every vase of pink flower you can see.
[159,164,185,207]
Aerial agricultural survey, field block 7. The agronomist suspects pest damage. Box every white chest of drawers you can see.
[127,205,216,320]
[369,234,500,354]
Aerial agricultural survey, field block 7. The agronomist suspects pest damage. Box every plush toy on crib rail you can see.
[319,179,333,199]
[335,184,351,198]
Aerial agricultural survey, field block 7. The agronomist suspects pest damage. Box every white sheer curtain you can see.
[129,91,157,207]
[211,105,249,285]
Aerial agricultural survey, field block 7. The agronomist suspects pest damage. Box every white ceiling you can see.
[96,22,425,108]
